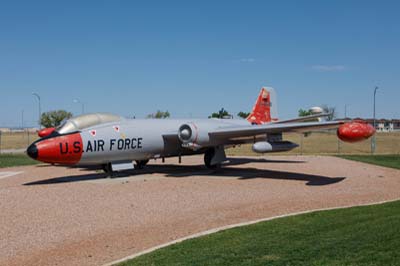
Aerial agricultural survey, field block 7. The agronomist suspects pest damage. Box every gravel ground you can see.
[0,155,399,266]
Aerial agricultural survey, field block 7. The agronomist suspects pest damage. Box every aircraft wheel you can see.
[204,148,219,169]
[135,159,149,169]
[102,163,114,177]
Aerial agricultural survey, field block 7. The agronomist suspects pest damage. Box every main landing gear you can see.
[204,146,227,169]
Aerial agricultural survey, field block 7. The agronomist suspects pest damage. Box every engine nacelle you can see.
[252,141,298,153]
[178,123,210,149]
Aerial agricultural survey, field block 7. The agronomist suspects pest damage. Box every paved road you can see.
[0,155,399,266]
[0,148,25,154]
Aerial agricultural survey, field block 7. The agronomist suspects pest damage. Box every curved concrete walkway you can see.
[104,198,398,266]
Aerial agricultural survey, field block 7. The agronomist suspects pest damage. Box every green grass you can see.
[118,200,400,266]
[338,154,400,170]
[0,153,39,168]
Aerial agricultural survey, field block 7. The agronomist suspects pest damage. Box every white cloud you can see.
[238,58,255,63]
[311,65,347,72]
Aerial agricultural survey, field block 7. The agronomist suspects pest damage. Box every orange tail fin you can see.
[247,87,278,124]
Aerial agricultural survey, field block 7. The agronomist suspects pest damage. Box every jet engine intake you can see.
[252,141,298,153]
[178,124,195,143]
[178,123,210,150]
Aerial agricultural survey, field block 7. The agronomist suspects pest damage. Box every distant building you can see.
[350,118,400,132]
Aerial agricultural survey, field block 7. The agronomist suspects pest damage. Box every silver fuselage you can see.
[78,118,249,165]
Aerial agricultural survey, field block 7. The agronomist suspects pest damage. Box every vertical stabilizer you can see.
[247,87,278,124]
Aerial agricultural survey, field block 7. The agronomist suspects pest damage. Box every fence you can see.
[228,131,400,156]
[0,130,39,153]
[0,130,399,155]
[293,131,400,155]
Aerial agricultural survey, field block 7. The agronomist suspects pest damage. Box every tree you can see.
[298,108,313,117]
[209,108,231,119]
[237,111,250,119]
[40,110,73,128]
[298,106,336,121]
[146,110,170,119]
[321,105,336,121]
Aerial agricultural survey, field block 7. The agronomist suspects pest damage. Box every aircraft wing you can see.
[162,120,346,149]
[273,113,331,124]
[210,120,343,139]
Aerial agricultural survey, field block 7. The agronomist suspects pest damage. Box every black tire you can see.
[204,148,219,169]
[135,159,149,169]
[102,163,114,177]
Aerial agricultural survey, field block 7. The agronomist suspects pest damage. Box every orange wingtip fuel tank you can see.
[38,127,56,138]
[337,120,376,143]
[27,132,83,164]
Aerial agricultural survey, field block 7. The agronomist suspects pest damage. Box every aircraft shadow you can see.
[24,173,109,185]
[153,165,344,186]
[227,157,306,165]
[24,159,344,186]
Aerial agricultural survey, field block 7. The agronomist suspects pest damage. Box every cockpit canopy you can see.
[57,113,121,134]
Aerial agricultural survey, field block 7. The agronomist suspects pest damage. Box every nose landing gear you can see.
[135,159,149,169]
[102,159,150,177]
[102,162,114,177]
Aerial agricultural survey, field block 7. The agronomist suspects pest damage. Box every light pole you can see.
[73,99,84,114]
[32,92,42,129]
[371,86,379,154]
[338,104,349,154]
[344,104,349,118]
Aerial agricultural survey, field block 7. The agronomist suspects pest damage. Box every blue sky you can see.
[1,0,399,127]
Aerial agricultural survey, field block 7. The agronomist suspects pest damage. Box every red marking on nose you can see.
[35,133,83,164]
[38,127,56,138]
[337,121,376,143]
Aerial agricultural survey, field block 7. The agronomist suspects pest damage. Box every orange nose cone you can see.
[337,121,376,143]
[38,127,56,138]
[32,133,83,164]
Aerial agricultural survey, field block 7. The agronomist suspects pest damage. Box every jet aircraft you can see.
[27,87,375,174]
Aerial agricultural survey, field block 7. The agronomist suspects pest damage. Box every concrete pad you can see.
[0,171,23,180]
[0,155,400,266]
